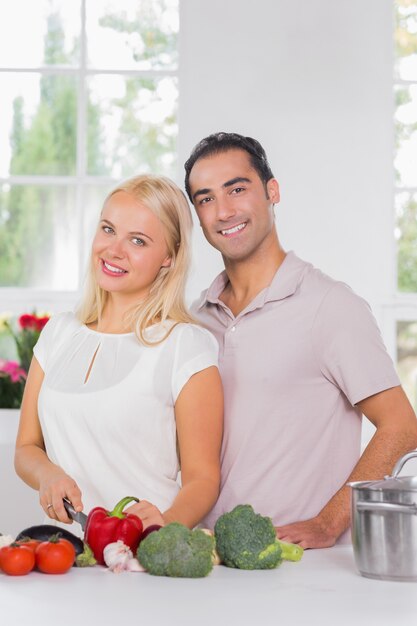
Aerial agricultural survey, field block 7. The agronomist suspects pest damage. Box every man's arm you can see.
[275,385,417,549]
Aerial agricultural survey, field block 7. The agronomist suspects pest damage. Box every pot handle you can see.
[391,450,417,478]
[356,501,417,515]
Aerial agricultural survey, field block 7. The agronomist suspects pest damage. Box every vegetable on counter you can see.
[75,543,97,568]
[15,524,84,561]
[214,504,303,570]
[0,543,36,576]
[277,539,304,562]
[84,496,143,565]
[137,522,214,578]
[16,538,41,554]
[35,535,76,574]
[103,540,145,573]
[138,524,162,543]
[200,529,221,565]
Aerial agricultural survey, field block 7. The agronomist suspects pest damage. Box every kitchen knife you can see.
[63,498,88,531]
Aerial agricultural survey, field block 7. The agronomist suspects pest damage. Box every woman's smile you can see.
[101,259,128,276]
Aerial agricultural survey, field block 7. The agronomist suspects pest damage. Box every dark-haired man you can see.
[185,132,417,548]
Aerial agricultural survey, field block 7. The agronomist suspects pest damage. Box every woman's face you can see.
[92,190,171,303]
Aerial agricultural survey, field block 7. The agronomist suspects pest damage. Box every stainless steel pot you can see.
[349,450,417,581]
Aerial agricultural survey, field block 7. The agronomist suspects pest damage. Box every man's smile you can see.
[219,221,248,237]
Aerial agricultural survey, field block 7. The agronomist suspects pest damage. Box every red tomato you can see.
[35,537,75,574]
[0,544,36,576]
[16,539,41,554]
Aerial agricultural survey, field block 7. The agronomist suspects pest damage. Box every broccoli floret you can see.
[277,539,304,562]
[137,522,214,578]
[214,504,283,570]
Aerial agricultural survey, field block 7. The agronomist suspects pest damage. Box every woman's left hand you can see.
[125,500,166,530]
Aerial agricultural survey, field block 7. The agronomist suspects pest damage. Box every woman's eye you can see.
[132,237,145,246]
[102,225,114,234]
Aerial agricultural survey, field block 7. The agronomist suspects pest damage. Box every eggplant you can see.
[139,524,162,543]
[15,524,85,565]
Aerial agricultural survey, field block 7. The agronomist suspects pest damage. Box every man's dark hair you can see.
[184,132,274,201]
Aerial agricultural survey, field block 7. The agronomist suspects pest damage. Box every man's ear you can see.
[267,179,280,204]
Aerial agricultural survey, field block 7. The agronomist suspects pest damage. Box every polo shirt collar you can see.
[199,251,308,311]
[265,250,308,303]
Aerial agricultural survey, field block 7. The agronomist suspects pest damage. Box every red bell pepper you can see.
[84,496,143,565]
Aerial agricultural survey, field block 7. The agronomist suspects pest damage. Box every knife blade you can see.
[63,498,88,531]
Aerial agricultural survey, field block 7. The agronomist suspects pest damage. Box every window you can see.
[0,0,179,311]
[394,0,417,409]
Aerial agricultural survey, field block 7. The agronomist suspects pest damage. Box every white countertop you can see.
[1,545,416,626]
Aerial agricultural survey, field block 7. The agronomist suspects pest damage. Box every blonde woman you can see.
[15,175,223,532]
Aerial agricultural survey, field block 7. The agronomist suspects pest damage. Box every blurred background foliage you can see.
[395,0,417,292]
[0,1,177,287]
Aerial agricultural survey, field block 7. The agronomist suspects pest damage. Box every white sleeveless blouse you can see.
[33,312,218,531]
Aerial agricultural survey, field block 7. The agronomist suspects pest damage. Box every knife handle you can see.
[63,497,76,516]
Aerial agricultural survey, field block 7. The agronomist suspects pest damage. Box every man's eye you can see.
[132,237,145,246]
[231,187,245,194]
[199,197,212,205]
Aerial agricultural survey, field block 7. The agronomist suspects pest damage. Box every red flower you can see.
[18,314,38,330]
[34,317,48,332]
[18,313,50,331]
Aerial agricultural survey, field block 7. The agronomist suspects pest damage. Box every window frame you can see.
[387,1,417,407]
[0,0,179,314]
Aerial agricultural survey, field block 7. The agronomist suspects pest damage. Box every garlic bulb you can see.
[126,557,146,572]
[103,540,133,573]
[200,528,221,566]
[103,540,144,573]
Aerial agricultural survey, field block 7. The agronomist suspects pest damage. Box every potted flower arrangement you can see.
[0,313,50,532]
[0,312,50,409]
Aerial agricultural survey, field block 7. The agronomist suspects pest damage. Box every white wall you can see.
[0,412,43,536]
[179,0,395,321]
[178,0,395,451]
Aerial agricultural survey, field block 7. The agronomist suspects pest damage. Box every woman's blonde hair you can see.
[77,174,195,345]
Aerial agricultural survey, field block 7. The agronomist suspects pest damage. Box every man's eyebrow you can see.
[192,188,211,201]
[223,176,251,188]
[100,219,154,242]
[192,177,251,201]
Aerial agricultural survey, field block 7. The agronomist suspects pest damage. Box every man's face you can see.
[188,149,280,263]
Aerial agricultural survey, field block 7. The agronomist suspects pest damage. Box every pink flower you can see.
[0,359,27,383]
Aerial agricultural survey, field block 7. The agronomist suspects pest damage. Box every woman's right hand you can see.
[15,356,84,524]
[39,469,84,524]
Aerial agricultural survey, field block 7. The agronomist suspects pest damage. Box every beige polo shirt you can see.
[193,251,400,537]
